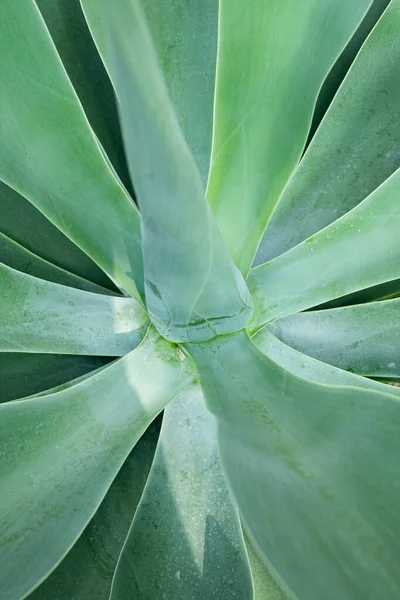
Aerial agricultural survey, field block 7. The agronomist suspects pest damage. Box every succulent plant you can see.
[1,0,400,599]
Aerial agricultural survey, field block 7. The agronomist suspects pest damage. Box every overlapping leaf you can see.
[0,0,143,300]
[0,329,194,600]
[256,0,400,264]
[96,0,252,343]
[207,0,372,273]
[189,331,400,600]
[0,264,148,355]
[111,384,253,599]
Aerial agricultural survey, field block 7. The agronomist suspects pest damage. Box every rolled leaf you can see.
[97,0,252,343]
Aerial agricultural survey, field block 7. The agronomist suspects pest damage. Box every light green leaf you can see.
[97,0,252,343]
[30,419,160,600]
[35,0,133,195]
[0,181,114,290]
[254,327,400,397]
[308,0,390,141]
[0,233,111,294]
[315,277,400,309]
[256,0,400,264]
[0,264,148,355]
[189,331,400,600]
[0,329,194,600]
[81,0,218,185]
[248,169,400,333]
[111,383,253,599]
[269,299,400,378]
[0,0,143,300]
[0,354,111,404]
[207,0,372,273]
[245,534,292,600]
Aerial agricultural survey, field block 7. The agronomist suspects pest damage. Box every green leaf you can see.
[0,0,143,300]
[30,419,160,600]
[0,329,194,600]
[248,169,400,333]
[0,263,148,355]
[256,0,400,264]
[81,0,218,185]
[245,534,292,600]
[0,232,111,294]
[254,327,400,397]
[268,299,400,378]
[207,0,372,273]
[308,0,390,141]
[0,354,111,404]
[188,331,400,600]
[97,0,252,343]
[0,181,115,290]
[111,383,253,599]
[34,0,133,195]
[314,278,400,309]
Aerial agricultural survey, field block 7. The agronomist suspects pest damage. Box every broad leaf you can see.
[207,0,372,273]
[0,264,148,355]
[256,0,400,264]
[30,419,160,600]
[245,535,292,600]
[81,0,218,185]
[189,331,400,600]
[248,168,400,333]
[0,181,114,290]
[0,0,143,300]
[269,299,400,378]
[97,0,252,343]
[111,383,253,599]
[0,329,194,600]
[315,277,400,309]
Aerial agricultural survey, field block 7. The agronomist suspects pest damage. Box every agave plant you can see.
[1,0,400,598]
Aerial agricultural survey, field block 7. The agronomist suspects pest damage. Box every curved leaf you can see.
[0,181,114,290]
[245,534,292,600]
[111,383,253,599]
[97,0,252,343]
[30,419,160,600]
[248,168,400,333]
[0,233,111,294]
[0,264,148,355]
[35,0,133,195]
[0,0,143,300]
[0,329,194,600]
[189,331,400,600]
[207,0,372,273]
[254,327,400,397]
[269,299,400,378]
[0,354,111,404]
[256,0,400,264]
[81,0,218,185]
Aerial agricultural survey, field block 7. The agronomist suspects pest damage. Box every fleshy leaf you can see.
[207,0,372,273]
[269,299,400,378]
[96,0,252,343]
[111,383,253,599]
[0,0,143,300]
[0,329,194,600]
[0,264,148,355]
[256,0,400,264]
[248,169,400,333]
[189,331,400,600]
